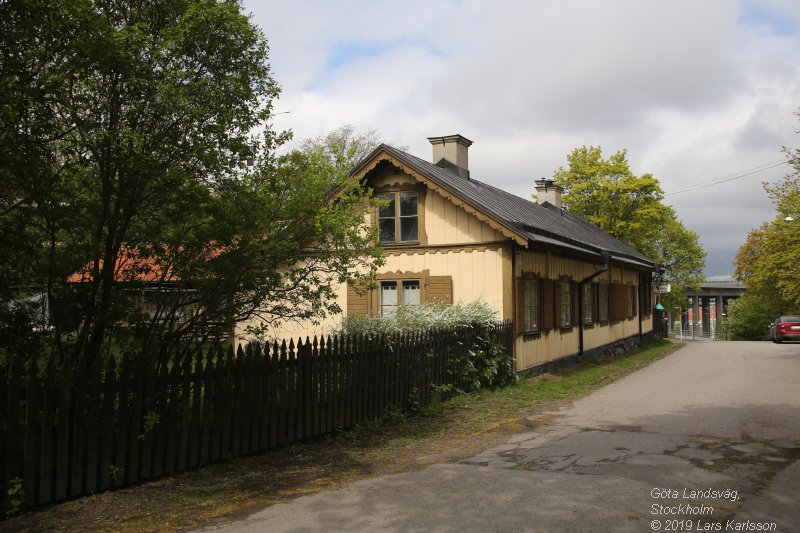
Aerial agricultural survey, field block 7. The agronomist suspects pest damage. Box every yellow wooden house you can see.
[252,134,657,374]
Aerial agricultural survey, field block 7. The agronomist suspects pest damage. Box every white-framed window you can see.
[378,191,419,243]
[379,279,420,316]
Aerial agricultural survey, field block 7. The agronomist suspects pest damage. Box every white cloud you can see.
[246,0,800,275]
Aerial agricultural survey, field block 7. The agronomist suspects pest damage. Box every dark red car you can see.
[769,316,800,343]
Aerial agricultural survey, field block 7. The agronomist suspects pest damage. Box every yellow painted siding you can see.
[424,186,505,245]
[243,247,510,341]
[382,247,507,318]
[513,251,649,373]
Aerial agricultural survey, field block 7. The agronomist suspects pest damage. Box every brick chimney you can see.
[534,179,563,209]
[428,134,472,179]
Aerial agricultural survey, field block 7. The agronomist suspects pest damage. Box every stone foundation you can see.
[516,332,653,379]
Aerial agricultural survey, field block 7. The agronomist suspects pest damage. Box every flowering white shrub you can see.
[339,300,498,336]
[339,299,514,389]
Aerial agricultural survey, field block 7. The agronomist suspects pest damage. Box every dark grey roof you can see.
[357,144,656,269]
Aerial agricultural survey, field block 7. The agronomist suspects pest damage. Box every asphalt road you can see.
[194,341,800,533]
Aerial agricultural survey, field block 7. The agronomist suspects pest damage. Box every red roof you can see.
[68,244,221,283]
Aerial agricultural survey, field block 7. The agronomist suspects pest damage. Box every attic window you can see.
[378,192,418,243]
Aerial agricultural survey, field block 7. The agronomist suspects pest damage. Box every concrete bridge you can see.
[678,276,746,338]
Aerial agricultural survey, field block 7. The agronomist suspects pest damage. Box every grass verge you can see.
[4,338,679,533]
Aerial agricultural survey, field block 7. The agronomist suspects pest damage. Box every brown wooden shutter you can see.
[541,279,554,330]
[632,285,638,317]
[426,276,453,304]
[554,280,562,328]
[593,282,600,322]
[610,283,627,321]
[571,281,579,326]
[347,282,370,316]
[515,277,523,335]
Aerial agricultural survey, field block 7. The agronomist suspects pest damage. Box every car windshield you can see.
[780,316,800,322]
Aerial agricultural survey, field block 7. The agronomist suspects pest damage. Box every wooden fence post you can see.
[83,355,103,494]
[113,353,131,489]
[23,352,41,508]
[199,347,216,465]
[38,357,57,504]
[54,356,73,500]
[98,356,116,491]
[268,341,279,449]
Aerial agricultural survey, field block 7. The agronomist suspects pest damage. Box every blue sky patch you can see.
[304,38,447,91]
[740,1,798,36]
[328,41,394,70]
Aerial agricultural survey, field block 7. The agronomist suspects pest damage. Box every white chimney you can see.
[534,179,563,209]
[428,134,472,179]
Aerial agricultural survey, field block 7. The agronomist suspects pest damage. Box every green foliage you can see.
[6,477,24,518]
[551,146,705,314]
[734,112,800,313]
[340,300,513,390]
[0,2,382,365]
[140,411,160,439]
[735,171,800,313]
[109,465,123,483]
[726,293,778,341]
[299,124,405,174]
[407,387,425,416]
[462,333,515,390]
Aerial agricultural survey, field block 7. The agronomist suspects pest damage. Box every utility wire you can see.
[664,160,788,196]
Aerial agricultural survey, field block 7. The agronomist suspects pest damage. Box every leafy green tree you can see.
[0,1,381,363]
[299,124,408,174]
[733,111,800,321]
[301,125,383,173]
[735,178,800,313]
[726,293,778,341]
[550,146,705,314]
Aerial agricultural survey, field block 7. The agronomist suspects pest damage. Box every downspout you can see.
[578,250,612,358]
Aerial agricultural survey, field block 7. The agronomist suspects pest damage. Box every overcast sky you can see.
[244,0,800,276]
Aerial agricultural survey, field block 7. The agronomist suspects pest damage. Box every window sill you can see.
[380,241,421,247]
[558,325,573,332]
[520,331,540,340]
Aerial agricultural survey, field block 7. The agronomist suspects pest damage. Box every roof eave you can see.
[525,232,656,271]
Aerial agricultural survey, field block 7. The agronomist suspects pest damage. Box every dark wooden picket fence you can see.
[0,321,512,512]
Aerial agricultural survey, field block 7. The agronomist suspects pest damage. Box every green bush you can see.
[340,300,514,390]
[727,293,779,340]
[460,330,515,390]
